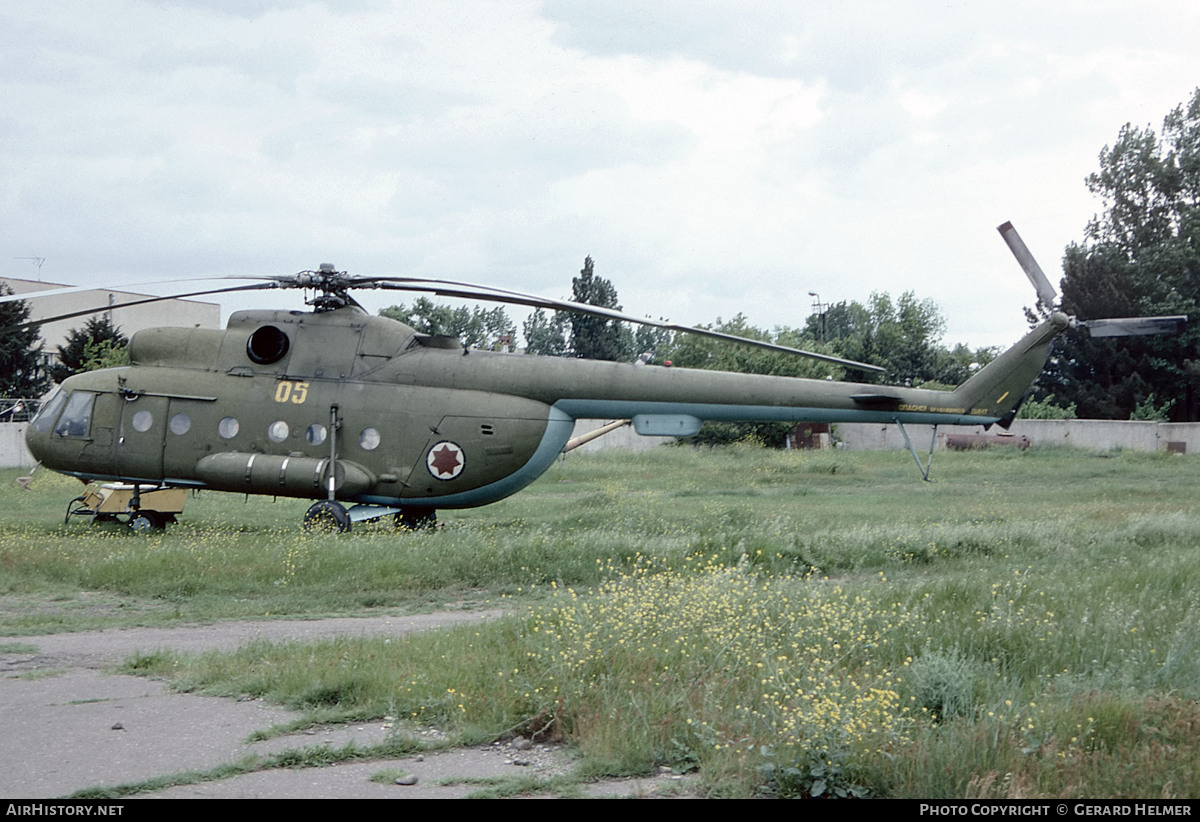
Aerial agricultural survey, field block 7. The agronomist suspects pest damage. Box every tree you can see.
[802,300,872,353]
[568,256,633,361]
[380,299,516,351]
[0,284,48,399]
[799,291,983,386]
[48,316,129,384]
[862,292,946,385]
[668,314,838,379]
[928,342,997,388]
[633,322,675,361]
[81,338,131,372]
[1037,87,1200,420]
[522,308,570,356]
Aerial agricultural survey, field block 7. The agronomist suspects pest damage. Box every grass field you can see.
[2,443,1199,797]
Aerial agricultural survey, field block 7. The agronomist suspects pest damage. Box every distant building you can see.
[2,277,221,372]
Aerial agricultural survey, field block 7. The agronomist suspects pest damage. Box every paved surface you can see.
[0,613,693,799]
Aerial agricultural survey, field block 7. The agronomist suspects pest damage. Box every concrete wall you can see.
[835,419,1200,454]
[0,424,34,470]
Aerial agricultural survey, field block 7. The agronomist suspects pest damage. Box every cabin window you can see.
[53,391,94,438]
[359,427,380,451]
[268,420,289,443]
[218,416,240,439]
[306,423,327,445]
[31,388,66,433]
[170,413,191,435]
[132,409,153,433]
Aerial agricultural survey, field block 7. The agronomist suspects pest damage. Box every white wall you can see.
[835,419,1200,454]
[0,424,34,469]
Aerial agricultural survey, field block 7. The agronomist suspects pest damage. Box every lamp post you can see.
[808,291,829,343]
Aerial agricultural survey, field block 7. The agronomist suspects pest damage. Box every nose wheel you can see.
[129,510,166,532]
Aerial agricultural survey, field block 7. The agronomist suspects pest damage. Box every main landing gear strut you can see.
[300,402,439,533]
[301,500,440,534]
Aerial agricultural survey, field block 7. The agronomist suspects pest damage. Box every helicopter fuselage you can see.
[25,305,1068,519]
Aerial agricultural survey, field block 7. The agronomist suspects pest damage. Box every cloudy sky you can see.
[2,1,1198,352]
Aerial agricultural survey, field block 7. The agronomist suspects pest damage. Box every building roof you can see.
[2,277,221,353]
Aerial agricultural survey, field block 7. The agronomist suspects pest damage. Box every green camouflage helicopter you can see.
[7,223,1185,531]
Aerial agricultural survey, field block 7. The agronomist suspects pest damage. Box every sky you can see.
[2,1,1198,353]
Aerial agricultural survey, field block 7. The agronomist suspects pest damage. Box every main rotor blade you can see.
[997,221,1058,307]
[0,270,355,330]
[0,276,278,305]
[358,276,887,373]
[3,268,887,373]
[1,282,282,331]
[1079,316,1188,337]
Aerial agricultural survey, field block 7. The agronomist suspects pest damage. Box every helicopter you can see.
[6,223,1186,532]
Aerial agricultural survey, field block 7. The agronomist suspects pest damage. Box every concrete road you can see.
[0,612,691,799]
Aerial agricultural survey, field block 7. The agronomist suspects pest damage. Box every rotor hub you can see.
[293,264,352,310]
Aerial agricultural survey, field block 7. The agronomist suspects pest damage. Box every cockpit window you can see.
[53,391,95,438]
[31,388,66,433]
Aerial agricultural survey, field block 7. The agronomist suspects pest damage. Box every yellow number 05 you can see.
[274,381,309,404]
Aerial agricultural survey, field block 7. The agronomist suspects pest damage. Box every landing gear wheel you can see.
[304,500,351,533]
[395,508,438,531]
[129,510,164,533]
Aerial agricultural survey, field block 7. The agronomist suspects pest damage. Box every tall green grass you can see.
[8,445,1195,796]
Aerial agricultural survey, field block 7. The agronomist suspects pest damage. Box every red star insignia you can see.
[427,442,464,479]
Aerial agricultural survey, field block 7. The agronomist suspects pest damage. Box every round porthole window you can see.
[218,416,240,439]
[132,409,153,432]
[268,420,290,443]
[170,413,191,435]
[306,423,327,445]
[359,427,381,451]
[246,325,290,364]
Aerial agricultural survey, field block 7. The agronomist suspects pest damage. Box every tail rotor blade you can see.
[1079,316,1188,337]
[998,221,1058,307]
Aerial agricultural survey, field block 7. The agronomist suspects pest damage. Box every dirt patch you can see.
[0,591,178,629]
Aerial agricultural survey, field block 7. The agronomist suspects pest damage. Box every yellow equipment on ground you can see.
[64,483,188,531]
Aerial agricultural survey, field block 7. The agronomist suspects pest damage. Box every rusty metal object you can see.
[944,432,1030,451]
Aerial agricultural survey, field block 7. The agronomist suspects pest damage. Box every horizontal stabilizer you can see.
[851,393,902,409]
[1079,316,1188,337]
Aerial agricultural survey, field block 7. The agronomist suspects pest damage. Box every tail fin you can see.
[949,312,1069,424]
